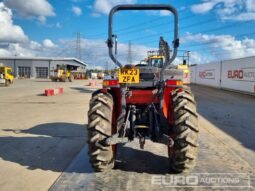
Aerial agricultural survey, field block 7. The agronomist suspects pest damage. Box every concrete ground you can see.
[0,80,255,191]
[0,79,99,191]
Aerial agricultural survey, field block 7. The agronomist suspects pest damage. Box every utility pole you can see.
[127,40,132,65]
[187,51,190,65]
[76,32,82,60]
[105,61,109,74]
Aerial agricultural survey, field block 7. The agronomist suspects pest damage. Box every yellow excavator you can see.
[0,65,14,86]
[50,64,74,82]
[146,36,190,84]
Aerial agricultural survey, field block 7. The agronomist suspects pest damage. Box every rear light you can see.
[103,79,119,87]
[165,80,183,86]
[176,80,183,86]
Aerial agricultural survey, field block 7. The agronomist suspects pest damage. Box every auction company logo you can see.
[228,68,255,81]
[151,173,251,188]
[228,70,243,79]
[199,69,215,79]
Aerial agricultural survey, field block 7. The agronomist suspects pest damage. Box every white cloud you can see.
[92,0,171,17]
[72,6,82,16]
[0,2,28,43]
[0,48,13,57]
[0,39,59,57]
[182,32,255,61]
[93,0,136,15]
[222,12,255,21]
[38,15,46,24]
[0,42,41,57]
[43,39,57,48]
[173,51,208,65]
[189,51,209,64]
[3,0,55,22]
[246,0,255,12]
[29,41,42,50]
[191,1,219,14]
[191,0,255,21]
[0,36,154,69]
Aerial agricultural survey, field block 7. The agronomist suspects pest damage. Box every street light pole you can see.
[187,51,190,65]
[182,51,191,65]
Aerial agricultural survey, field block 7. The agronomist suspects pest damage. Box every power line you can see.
[84,17,166,38]
[117,14,199,37]
[56,30,255,57]
[128,19,254,47]
[56,18,255,64]
[122,18,216,43]
[83,12,197,38]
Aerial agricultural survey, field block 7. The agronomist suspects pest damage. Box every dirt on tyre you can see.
[87,91,116,171]
[169,88,199,173]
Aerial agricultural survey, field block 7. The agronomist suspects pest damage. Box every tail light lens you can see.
[103,79,119,87]
[165,80,183,86]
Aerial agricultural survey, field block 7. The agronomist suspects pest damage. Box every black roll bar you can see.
[107,4,179,80]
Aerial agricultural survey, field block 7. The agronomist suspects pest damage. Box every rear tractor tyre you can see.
[87,91,115,171]
[169,88,199,173]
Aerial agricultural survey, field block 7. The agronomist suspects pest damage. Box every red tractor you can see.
[87,4,199,173]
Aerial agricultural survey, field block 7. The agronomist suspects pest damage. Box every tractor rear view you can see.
[87,4,199,173]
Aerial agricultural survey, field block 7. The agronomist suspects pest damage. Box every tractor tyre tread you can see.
[87,91,115,171]
[170,88,199,173]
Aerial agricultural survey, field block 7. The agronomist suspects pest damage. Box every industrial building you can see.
[0,57,87,78]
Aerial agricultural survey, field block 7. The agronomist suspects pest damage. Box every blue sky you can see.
[1,0,255,69]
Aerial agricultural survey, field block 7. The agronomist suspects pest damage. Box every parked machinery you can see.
[50,64,74,82]
[97,72,105,79]
[147,37,191,85]
[177,64,190,84]
[0,65,14,86]
[87,4,199,173]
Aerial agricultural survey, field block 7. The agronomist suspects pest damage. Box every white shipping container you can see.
[221,56,255,94]
[195,62,221,88]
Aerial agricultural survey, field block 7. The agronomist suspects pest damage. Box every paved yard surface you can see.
[0,79,98,191]
[0,81,254,191]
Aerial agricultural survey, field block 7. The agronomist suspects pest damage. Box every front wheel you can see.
[87,91,116,171]
[168,88,199,173]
